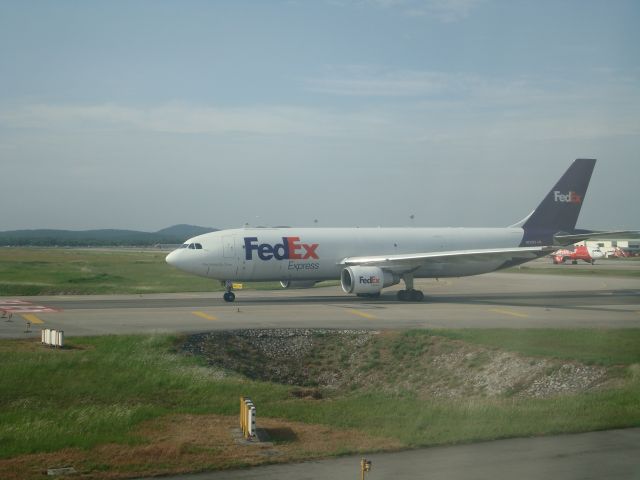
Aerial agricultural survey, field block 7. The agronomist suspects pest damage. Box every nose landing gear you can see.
[223,280,236,302]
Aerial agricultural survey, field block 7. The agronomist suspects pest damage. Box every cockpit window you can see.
[181,243,203,250]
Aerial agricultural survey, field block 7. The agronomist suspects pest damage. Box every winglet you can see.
[521,159,596,246]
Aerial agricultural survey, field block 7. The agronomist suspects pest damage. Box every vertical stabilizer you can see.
[521,159,596,246]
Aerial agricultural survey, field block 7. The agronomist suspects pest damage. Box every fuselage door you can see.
[221,235,240,278]
[222,236,236,258]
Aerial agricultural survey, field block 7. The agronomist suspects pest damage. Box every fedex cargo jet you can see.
[166,159,629,302]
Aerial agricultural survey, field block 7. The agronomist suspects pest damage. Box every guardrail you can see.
[239,396,256,439]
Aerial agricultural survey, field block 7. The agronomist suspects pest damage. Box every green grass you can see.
[431,329,640,365]
[1,329,639,462]
[505,265,640,278]
[0,335,289,457]
[1,248,637,296]
[0,248,337,295]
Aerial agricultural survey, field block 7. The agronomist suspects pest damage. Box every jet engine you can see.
[340,266,399,295]
[280,280,318,289]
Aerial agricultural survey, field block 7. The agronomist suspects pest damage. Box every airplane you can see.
[551,245,604,264]
[166,158,634,302]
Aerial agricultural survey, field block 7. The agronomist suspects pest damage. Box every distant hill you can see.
[154,224,217,239]
[0,225,218,247]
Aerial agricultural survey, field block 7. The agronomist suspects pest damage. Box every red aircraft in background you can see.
[552,245,604,264]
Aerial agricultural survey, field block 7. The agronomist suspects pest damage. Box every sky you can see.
[1,0,638,231]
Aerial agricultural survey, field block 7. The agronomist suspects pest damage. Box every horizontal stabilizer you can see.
[554,230,640,246]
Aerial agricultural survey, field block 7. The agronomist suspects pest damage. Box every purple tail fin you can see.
[521,159,596,246]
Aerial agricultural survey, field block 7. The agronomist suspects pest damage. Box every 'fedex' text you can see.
[359,275,380,284]
[244,237,319,261]
[553,191,582,204]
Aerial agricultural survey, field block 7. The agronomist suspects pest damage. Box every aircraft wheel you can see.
[411,290,424,302]
[397,290,424,301]
[223,292,236,302]
[572,260,578,265]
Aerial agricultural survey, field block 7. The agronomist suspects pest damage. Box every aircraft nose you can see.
[166,249,179,267]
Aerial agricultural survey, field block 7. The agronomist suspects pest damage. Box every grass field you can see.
[508,264,640,278]
[0,248,311,295]
[0,248,637,296]
[1,329,639,478]
[434,329,640,365]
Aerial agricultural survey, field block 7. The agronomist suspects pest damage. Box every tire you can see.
[223,292,236,302]
[411,290,424,302]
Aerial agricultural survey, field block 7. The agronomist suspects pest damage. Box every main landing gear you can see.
[223,280,236,302]
[396,289,424,301]
[396,274,424,302]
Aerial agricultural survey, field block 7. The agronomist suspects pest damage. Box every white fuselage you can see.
[166,227,526,282]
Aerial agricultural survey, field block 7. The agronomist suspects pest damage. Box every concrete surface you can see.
[135,428,640,480]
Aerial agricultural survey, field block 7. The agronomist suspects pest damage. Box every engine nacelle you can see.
[280,280,318,289]
[340,266,399,294]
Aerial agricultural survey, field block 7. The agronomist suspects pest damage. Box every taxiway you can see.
[1,270,638,338]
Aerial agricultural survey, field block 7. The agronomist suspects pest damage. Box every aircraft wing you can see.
[554,230,640,245]
[341,246,553,271]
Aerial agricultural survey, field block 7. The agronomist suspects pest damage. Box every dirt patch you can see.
[0,414,399,480]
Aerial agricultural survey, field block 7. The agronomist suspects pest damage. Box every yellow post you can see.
[360,458,371,480]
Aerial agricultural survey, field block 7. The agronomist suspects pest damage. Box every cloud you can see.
[0,102,403,141]
[363,0,485,22]
[2,69,638,145]
[0,103,331,136]
[305,66,457,96]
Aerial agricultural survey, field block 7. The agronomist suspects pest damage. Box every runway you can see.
[1,270,638,338]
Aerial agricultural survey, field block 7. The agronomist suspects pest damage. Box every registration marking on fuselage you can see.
[489,308,529,318]
[192,311,218,321]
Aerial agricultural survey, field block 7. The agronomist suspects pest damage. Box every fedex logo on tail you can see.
[244,237,319,261]
[554,191,582,204]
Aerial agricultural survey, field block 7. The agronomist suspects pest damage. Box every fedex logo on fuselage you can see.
[553,191,582,204]
[244,237,319,261]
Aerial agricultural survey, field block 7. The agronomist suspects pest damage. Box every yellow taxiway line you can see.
[347,309,376,320]
[21,313,44,324]
[192,311,218,321]
[489,308,529,319]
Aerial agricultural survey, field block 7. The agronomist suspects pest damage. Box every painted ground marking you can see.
[21,313,44,325]
[192,311,218,321]
[0,299,58,313]
[489,308,529,318]
[347,309,377,320]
